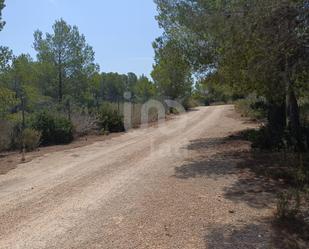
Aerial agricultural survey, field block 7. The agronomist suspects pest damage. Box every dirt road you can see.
[0,105,275,249]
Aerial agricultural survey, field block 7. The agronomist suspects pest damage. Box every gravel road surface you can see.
[0,105,274,249]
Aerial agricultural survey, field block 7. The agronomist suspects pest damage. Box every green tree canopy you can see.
[154,0,309,149]
[151,38,192,100]
[0,0,5,31]
[133,75,156,102]
[33,19,98,103]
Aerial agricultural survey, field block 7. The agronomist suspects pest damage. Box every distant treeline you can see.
[0,1,198,151]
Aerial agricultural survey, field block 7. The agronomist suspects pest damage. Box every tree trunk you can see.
[58,51,63,103]
[287,85,304,151]
[66,99,71,121]
[21,96,25,130]
[58,67,63,103]
[268,99,286,134]
[283,56,305,151]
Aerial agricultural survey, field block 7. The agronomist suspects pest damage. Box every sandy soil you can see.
[0,133,123,175]
[0,105,276,249]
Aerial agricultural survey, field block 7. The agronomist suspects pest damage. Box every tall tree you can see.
[127,72,138,97]
[0,0,5,31]
[154,0,309,149]
[151,38,192,100]
[0,1,10,73]
[0,46,12,72]
[1,54,48,114]
[33,19,98,103]
[0,0,17,119]
[133,75,156,102]
[100,72,127,102]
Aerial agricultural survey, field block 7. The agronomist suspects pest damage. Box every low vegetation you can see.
[97,103,125,133]
[20,128,41,152]
[30,112,73,145]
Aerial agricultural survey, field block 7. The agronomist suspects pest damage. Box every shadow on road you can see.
[204,221,272,249]
[174,136,282,209]
[172,133,296,248]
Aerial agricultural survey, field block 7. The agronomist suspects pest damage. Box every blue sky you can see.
[0,0,162,76]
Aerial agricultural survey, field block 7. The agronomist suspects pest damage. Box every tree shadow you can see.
[272,218,309,249]
[204,221,272,249]
[175,135,283,209]
[187,108,200,112]
[174,137,242,180]
[174,130,309,248]
[204,220,273,249]
[174,154,240,180]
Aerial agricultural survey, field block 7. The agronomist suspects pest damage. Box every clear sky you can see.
[0,0,162,76]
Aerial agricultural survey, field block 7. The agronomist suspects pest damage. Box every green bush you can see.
[169,107,180,115]
[22,128,41,151]
[244,125,309,152]
[53,117,74,144]
[31,112,74,145]
[252,126,285,150]
[239,126,286,150]
[276,189,301,220]
[8,123,41,151]
[0,121,13,152]
[182,97,199,110]
[97,104,124,133]
[9,121,23,150]
[235,97,267,120]
[31,112,54,145]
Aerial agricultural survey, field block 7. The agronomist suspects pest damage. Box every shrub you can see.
[8,122,41,151]
[0,120,13,152]
[182,97,198,110]
[70,109,98,136]
[9,121,23,150]
[239,125,288,151]
[31,112,54,145]
[21,128,41,151]
[235,97,267,120]
[53,117,74,144]
[97,104,124,133]
[169,107,180,115]
[31,112,74,145]
[276,189,301,220]
[252,126,285,150]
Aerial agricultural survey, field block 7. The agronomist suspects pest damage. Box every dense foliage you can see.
[31,112,74,145]
[0,0,5,31]
[154,0,309,151]
[97,103,125,133]
[151,38,192,100]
